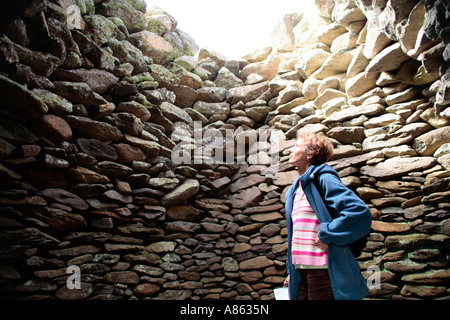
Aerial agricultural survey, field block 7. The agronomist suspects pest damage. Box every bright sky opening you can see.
[144,0,317,60]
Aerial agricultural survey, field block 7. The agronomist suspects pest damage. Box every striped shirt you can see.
[291,185,328,268]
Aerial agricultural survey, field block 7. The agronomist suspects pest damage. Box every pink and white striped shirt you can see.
[291,185,328,268]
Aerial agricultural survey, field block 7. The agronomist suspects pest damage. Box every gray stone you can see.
[160,102,192,123]
[360,156,436,179]
[413,127,450,156]
[324,103,384,123]
[230,186,263,209]
[193,101,230,118]
[97,0,147,33]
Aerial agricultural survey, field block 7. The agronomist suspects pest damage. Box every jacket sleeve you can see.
[317,173,372,247]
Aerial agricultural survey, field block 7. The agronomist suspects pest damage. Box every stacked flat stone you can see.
[0,0,448,300]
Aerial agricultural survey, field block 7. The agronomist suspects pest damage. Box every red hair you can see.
[296,131,334,165]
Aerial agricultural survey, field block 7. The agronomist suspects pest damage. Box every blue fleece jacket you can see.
[285,164,372,300]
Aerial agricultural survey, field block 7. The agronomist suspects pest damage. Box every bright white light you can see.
[144,0,316,60]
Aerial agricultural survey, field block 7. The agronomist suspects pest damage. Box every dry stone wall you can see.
[0,0,449,300]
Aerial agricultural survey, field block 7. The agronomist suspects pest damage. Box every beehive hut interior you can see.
[0,0,449,300]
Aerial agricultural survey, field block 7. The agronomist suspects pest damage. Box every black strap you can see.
[312,176,338,220]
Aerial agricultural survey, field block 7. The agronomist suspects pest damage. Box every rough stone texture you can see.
[0,0,448,302]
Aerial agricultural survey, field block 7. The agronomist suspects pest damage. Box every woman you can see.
[283,131,372,300]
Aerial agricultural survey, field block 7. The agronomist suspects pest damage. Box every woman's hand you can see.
[315,236,328,251]
[283,275,290,287]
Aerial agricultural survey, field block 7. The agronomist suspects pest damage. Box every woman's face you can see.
[289,138,311,173]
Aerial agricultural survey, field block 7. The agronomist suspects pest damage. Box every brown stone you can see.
[366,42,411,72]
[112,143,146,163]
[413,127,450,156]
[14,279,57,293]
[0,74,48,120]
[32,206,87,232]
[53,81,106,105]
[77,138,118,161]
[116,101,151,122]
[237,223,264,234]
[230,174,265,193]
[166,205,204,222]
[55,283,93,300]
[103,190,133,204]
[37,188,89,211]
[200,222,224,233]
[170,85,198,108]
[400,284,447,298]
[401,269,450,284]
[209,176,231,191]
[240,54,285,81]
[68,166,110,184]
[2,227,59,248]
[123,134,160,157]
[422,190,450,205]
[53,68,118,94]
[11,63,55,90]
[128,31,173,64]
[12,42,59,77]
[66,116,123,142]
[107,113,144,136]
[48,245,101,258]
[327,126,365,144]
[325,103,384,123]
[104,271,139,284]
[93,161,133,177]
[160,179,200,207]
[243,203,284,214]
[133,283,160,296]
[385,234,431,250]
[273,171,299,186]
[239,271,263,283]
[166,221,200,233]
[239,256,274,271]
[250,212,284,223]
[371,221,411,233]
